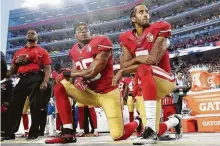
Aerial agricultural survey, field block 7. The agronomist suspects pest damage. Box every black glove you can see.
[63,71,71,77]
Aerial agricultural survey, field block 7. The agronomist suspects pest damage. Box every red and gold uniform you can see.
[54,35,140,140]
[125,76,146,127]
[118,77,126,98]
[52,68,71,83]
[69,36,116,93]
[119,21,176,132]
[125,77,135,121]
[52,69,73,131]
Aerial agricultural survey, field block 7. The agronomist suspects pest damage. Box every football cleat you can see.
[45,128,76,144]
[133,127,157,145]
[158,134,175,141]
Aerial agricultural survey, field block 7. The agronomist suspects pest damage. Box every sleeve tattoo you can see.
[150,37,169,65]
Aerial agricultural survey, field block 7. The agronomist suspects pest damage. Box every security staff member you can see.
[3,30,51,140]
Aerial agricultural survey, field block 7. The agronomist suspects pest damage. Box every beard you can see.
[81,38,91,44]
[27,38,37,43]
[136,18,150,28]
[142,22,150,27]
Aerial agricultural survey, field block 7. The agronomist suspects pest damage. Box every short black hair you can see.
[54,63,62,71]
[73,22,88,34]
[130,3,147,18]
[130,3,146,27]
[177,70,183,74]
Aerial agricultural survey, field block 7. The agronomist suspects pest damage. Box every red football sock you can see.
[158,123,168,136]
[56,113,63,131]
[129,112,134,122]
[137,64,157,132]
[114,121,138,141]
[89,107,97,129]
[137,64,157,100]
[78,107,85,129]
[54,83,73,125]
[22,114,29,131]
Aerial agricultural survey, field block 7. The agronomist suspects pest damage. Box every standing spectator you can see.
[2,30,51,140]
[173,70,189,114]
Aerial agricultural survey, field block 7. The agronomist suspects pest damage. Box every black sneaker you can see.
[158,134,175,141]
[173,114,183,139]
[26,135,38,140]
[45,128,77,144]
[38,132,44,136]
[1,133,15,140]
[133,127,157,145]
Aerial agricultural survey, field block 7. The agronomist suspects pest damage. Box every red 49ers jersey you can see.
[133,75,142,97]
[69,35,116,94]
[124,77,134,95]
[119,77,126,98]
[119,21,171,73]
[119,77,134,97]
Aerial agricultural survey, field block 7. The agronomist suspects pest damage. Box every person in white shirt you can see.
[173,70,189,114]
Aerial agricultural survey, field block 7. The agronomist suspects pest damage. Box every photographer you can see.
[173,70,190,114]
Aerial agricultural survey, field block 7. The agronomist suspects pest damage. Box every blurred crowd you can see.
[9,0,219,39]
[172,14,220,30]
[161,0,219,20]
[6,0,220,63]
[9,21,131,49]
[171,56,220,84]
[170,30,219,51]
[7,27,220,61]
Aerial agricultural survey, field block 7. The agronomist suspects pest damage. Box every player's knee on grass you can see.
[105,107,124,140]
[112,130,124,141]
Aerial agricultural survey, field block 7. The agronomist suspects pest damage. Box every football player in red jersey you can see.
[51,63,76,136]
[118,76,129,105]
[51,63,64,134]
[123,75,137,122]
[113,4,182,144]
[45,22,143,144]
[21,97,30,137]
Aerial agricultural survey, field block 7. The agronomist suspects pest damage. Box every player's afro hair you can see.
[73,22,89,34]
